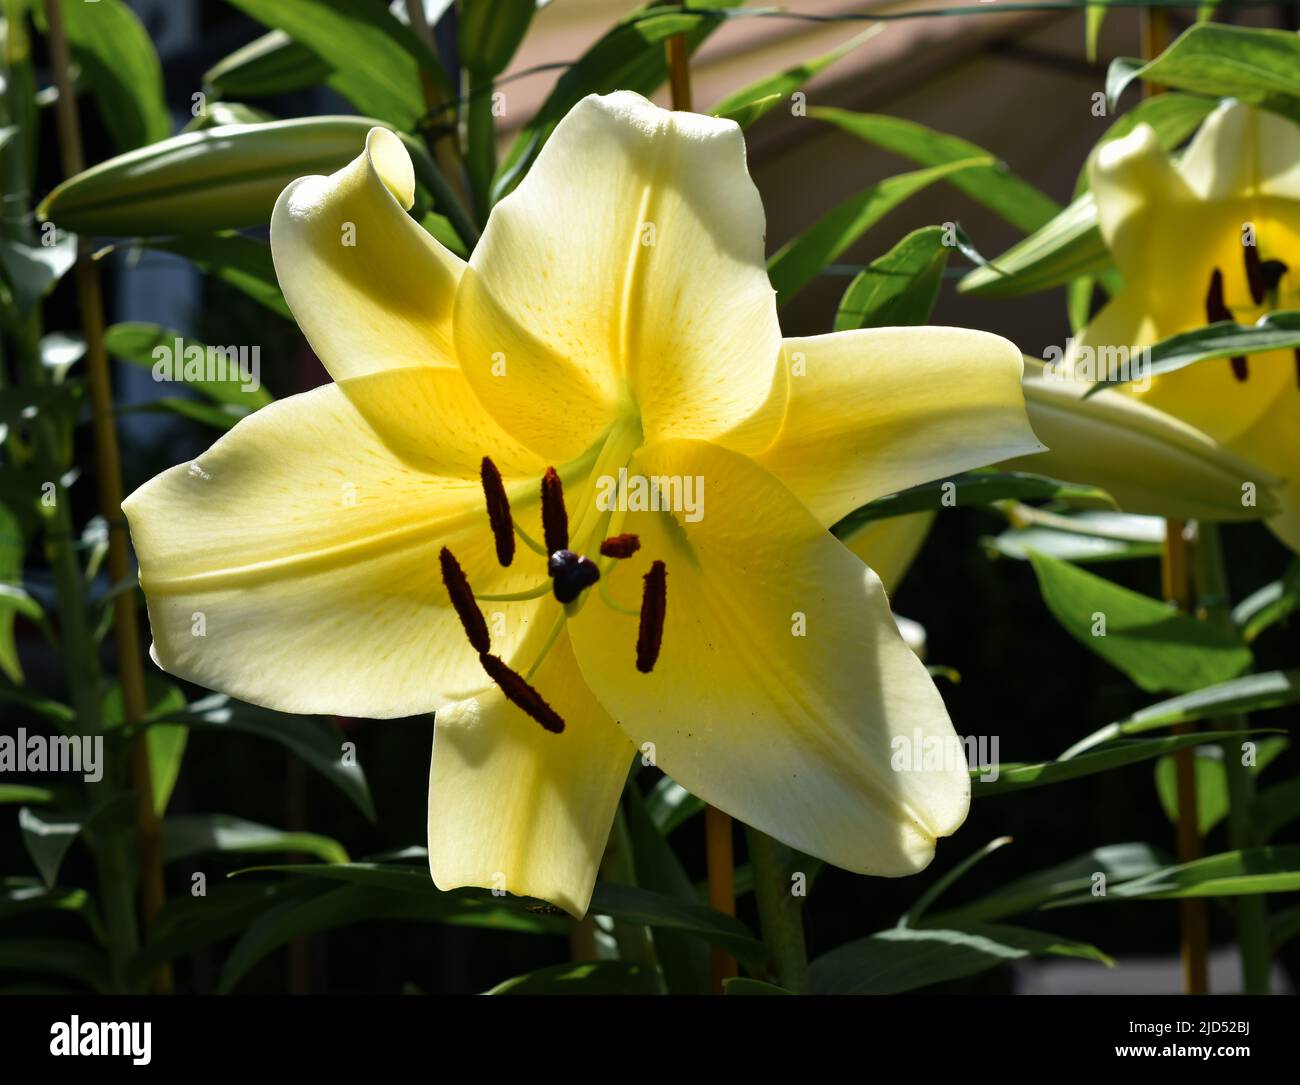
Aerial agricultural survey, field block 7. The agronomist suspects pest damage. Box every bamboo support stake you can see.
[1162,520,1209,995]
[44,0,170,994]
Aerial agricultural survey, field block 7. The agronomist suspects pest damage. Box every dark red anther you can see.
[636,560,667,674]
[439,547,490,654]
[540,467,569,553]
[479,653,565,733]
[480,457,515,567]
[1206,268,1248,382]
[599,533,641,559]
[1244,242,1266,307]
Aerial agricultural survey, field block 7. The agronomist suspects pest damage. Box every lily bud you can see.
[38,117,436,237]
[1003,360,1280,522]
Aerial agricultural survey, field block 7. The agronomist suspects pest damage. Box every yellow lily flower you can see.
[122,92,1042,915]
[1074,101,1300,549]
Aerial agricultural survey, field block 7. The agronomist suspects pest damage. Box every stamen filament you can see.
[475,583,553,602]
[514,522,547,556]
[599,574,641,617]
[525,612,567,681]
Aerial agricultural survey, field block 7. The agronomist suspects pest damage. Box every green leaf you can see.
[1087,311,1300,395]
[1106,24,1300,124]
[623,781,707,995]
[0,501,37,683]
[1064,669,1300,760]
[0,877,102,941]
[833,472,1113,537]
[924,843,1168,926]
[152,234,293,321]
[0,785,52,805]
[1234,559,1300,643]
[223,0,447,129]
[147,724,188,817]
[589,881,766,969]
[231,859,568,932]
[103,678,189,815]
[218,879,548,993]
[485,959,660,995]
[809,925,1098,995]
[769,157,990,306]
[958,193,1109,298]
[493,4,740,202]
[104,323,272,411]
[120,398,250,431]
[126,882,293,983]
[203,29,333,99]
[645,776,704,835]
[459,0,535,76]
[1050,845,1300,905]
[984,525,1161,564]
[149,694,375,821]
[977,730,1264,798]
[19,805,82,888]
[1252,775,1300,840]
[1268,903,1300,951]
[0,937,111,993]
[809,108,1061,235]
[833,225,950,332]
[162,814,348,865]
[35,0,169,151]
[0,233,77,312]
[1154,737,1288,836]
[901,836,1013,928]
[711,27,880,128]
[1027,551,1253,694]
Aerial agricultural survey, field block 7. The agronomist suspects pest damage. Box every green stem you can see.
[465,71,497,227]
[1195,522,1270,994]
[599,803,658,971]
[745,826,809,993]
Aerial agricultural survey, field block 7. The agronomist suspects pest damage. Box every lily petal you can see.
[454,91,784,462]
[123,367,548,717]
[568,440,969,876]
[1180,100,1300,202]
[271,127,465,381]
[753,328,1042,526]
[428,631,635,917]
[839,511,935,595]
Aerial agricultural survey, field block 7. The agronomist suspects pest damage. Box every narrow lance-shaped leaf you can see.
[1027,551,1253,694]
[223,0,449,129]
[1062,669,1300,759]
[1086,312,1300,394]
[1106,23,1300,124]
[768,158,991,306]
[711,27,882,128]
[34,0,170,152]
[975,730,1267,798]
[809,108,1062,234]
[833,225,950,332]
